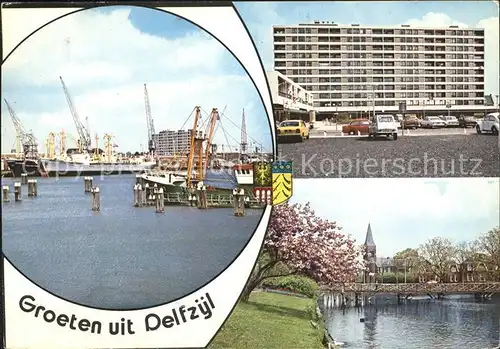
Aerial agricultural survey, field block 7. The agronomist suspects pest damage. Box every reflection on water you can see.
[324,295,500,349]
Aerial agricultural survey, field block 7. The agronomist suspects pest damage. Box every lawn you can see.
[208,291,324,349]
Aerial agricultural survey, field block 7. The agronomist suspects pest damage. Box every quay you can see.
[134,188,264,209]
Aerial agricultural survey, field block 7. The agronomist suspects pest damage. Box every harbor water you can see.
[1,174,263,309]
[323,295,500,349]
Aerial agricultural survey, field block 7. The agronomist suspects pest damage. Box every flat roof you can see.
[273,23,485,31]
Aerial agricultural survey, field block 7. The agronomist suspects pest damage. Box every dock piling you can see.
[196,182,208,209]
[133,184,139,207]
[156,188,165,213]
[91,186,100,211]
[84,176,93,193]
[28,179,38,197]
[14,182,22,202]
[21,173,28,185]
[232,188,246,216]
[2,185,10,202]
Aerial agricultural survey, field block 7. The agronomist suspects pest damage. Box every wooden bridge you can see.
[320,282,500,296]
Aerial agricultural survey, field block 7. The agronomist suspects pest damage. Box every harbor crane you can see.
[4,98,39,158]
[59,76,91,153]
[143,84,156,156]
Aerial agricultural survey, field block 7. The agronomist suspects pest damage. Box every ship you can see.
[7,152,157,178]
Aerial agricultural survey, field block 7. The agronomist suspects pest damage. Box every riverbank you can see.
[209,291,325,349]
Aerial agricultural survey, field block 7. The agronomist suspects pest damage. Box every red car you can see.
[342,119,370,135]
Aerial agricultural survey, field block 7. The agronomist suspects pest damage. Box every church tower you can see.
[363,223,377,283]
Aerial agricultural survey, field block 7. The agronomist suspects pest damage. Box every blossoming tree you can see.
[240,202,365,302]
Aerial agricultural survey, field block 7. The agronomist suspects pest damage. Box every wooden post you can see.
[233,188,246,216]
[14,182,22,202]
[188,194,196,207]
[84,176,93,193]
[28,179,38,197]
[21,173,28,185]
[197,183,207,209]
[91,186,100,211]
[2,185,10,202]
[140,184,146,206]
[156,188,165,213]
[133,184,139,207]
[144,183,150,205]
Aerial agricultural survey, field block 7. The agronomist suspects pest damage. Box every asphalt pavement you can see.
[278,134,500,178]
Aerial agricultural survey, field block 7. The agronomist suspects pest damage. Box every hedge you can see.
[261,275,319,298]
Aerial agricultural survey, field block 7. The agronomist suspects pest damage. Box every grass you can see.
[208,291,324,349]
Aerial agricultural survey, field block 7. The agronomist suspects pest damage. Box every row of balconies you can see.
[274,46,485,54]
[279,68,484,76]
[274,27,483,37]
[278,36,485,46]
[275,52,484,60]
[314,99,485,108]
[277,60,481,67]
[316,92,484,98]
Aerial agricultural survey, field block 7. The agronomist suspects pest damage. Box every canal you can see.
[323,295,500,349]
[2,174,263,310]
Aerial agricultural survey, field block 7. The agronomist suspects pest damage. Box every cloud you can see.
[290,178,500,256]
[1,7,272,153]
[403,12,469,27]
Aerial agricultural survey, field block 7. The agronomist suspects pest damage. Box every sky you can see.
[236,1,500,97]
[290,178,500,257]
[1,6,272,154]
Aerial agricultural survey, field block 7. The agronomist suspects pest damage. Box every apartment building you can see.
[266,70,316,122]
[153,129,195,156]
[273,21,488,117]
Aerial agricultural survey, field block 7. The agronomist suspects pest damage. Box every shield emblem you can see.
[252,161,273,205]
[272,161,293,205]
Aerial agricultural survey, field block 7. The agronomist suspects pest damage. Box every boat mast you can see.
[202,108,218,180]
[186,106,201,189]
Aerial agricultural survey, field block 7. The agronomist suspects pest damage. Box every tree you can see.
[454,241,479,282]
[240,203,364,302]
[418,237,456,282]
[393,248,420,272]
[476,227,500,281]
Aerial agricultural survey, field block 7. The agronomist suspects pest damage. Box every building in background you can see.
[153,129,194,156]
[273,21,496,119]
[266,70,316,123]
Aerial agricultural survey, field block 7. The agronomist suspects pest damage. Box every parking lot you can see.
[308,123,478,138]
[277,133,499,178]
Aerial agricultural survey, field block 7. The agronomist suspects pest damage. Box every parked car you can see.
[277,119,310,142]
[421,116,446,128]
[476,112,499,135]
[368,114,398,140]
[439,115,460,127]
[458,115,477,128]
[401,116,421,129]
[342,119,370,135]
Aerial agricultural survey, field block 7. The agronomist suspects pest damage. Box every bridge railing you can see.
[320,282,500,294]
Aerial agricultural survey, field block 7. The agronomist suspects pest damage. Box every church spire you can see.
[364,223,376,247]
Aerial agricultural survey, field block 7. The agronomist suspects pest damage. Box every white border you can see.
[2,5,274,348]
